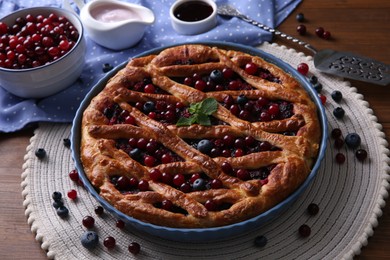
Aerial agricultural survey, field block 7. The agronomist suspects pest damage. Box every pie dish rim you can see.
[70,41,328,242]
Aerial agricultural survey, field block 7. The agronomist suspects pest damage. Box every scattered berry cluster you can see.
[254,202,320,247]
[295,13,331,39]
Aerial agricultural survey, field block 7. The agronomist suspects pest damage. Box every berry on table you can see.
[333,107,345,119]
[254,235,268,247]
[81,231,99,249]
[331,128,342,139]
[56,206,69,218]
[299,224,311,237]
[296,13,305,22]
[69,169,79,182]
[297,63,309,75]
[313,82,323,93]
[52,191,62,201]
[307,203,319,216]
[322,31,331,40]
[94,205,104,216]
[355,149,368,161]
[296,24,307,35]
[335,153,346,164]
[102,63,113,73]
[315,27,325,37]
[63,138,71,148]
[128,242,141,255]
[331,90,343,102]
[103,236,116,249]
[67,189,77,200]
[35,148,46,159]
[82,216,95,229]
[345,133,361,149]
[116,219,125,229]
[319,94,327,105]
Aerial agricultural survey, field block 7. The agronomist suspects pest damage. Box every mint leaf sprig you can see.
[176,98,218,126]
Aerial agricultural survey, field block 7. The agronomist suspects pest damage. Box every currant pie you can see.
[80,44,321,228]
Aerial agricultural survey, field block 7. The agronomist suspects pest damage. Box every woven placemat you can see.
[21,42,390,259]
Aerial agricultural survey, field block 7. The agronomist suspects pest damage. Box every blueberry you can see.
[129,148,142,161]
[296,13,305,22]
[309,75,318,84]
[63,138,71,148]
[333,107,345,119]
[254,235,268,247]
[331,90,343,102]
[143,101,155,113]
[192,178,206,191]
[197,139,213,154]
[53,200,64,209]
[236,94,248,106]
[35,148,46,159]
[52,191,62,200]
[81,231,99,249]
[313,82,323,93]
[345,133,361,149]
[56,206,69,218]
[209,69,224,83]
[102,63,113,73]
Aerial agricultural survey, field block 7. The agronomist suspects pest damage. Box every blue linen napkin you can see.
[0,0,302,132]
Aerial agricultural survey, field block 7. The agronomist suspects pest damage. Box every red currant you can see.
[244,62,258,75]
[103,236,116,249]
[128,242,141,255]
[297,63,309,75]
[67,189,77,200]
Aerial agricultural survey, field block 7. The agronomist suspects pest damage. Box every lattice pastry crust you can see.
[80,44,321,228]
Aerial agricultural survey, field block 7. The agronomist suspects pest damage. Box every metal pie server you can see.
[217,5,390,86]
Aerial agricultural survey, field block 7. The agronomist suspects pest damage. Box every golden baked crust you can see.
[80,44,321,228]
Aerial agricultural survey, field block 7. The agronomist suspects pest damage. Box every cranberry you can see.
[195,80,206,91]
[144,155,156,167]
[299,224,311,237]
[173,174,185,187]
[245,62,258,75]
[149,169,162,182]
[180,183,191,193]
[103,236,116,249]
[116,176,131,190]
[82,216,95,229]
[331,128,342,139]
[296,24,307,35]
[210,179,223,189]
[94,206,104,216]
[355,149,368,161]
[236,169,250,180]
[322,31,331,40]
[307,203,319,215]
[67,189,77,200]
[138,180,149,191]
[222,67,234,79]
[221,161,233,174]
[69,169,79,182]
[335,153,346,164]
[161,199,173,210]
[297,63,309,75]
[315,27,325,37]
[116,219,125,229]
[128,242,141,255]
[205,199,218,211]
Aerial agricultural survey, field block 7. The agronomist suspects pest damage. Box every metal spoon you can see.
[217,4,390,86]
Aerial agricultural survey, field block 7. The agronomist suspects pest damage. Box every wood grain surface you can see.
[1,0,389,259]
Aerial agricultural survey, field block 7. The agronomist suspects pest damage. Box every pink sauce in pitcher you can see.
[90,4,141,23]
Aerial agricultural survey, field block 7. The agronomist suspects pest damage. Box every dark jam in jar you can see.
[174,1,213,22]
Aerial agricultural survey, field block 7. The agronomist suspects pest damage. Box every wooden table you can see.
[1,0,389,259]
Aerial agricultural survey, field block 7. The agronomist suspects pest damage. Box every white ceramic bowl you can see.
[0,7,86,99]
[170,0,217,35]
[80,0,155,50]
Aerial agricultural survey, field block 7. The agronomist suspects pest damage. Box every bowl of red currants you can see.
[0,7,86,98]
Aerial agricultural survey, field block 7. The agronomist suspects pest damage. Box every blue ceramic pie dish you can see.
[71,42,328,242]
